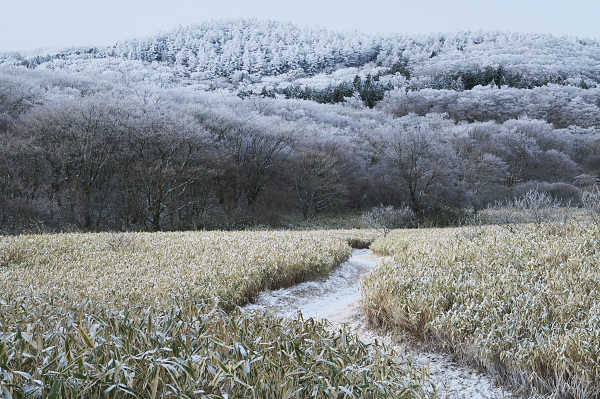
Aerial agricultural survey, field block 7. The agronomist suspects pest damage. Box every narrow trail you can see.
[244,249,516,399]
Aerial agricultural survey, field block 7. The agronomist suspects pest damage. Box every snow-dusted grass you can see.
[0,299,433,398]
[363,222,600,398]
[0,229,433,398]
[0,230,359,309]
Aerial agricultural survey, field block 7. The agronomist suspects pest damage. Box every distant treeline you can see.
[1,67,599,233]
[1,20,599,233]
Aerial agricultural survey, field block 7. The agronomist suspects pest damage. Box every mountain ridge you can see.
[2,18,599,87]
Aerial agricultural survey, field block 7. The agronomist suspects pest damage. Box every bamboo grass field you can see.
[0,230,361,309]
[0,229,434,398]
[3,219,600,398]
[363,221,600,399]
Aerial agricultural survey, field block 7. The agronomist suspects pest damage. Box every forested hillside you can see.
[1,19,599,233]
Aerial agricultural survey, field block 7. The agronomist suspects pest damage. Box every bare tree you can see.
[19,96,134,229]
[209,116,294,214]
[122,107,212,231]
[291,145,348,220]
[368,115,461,216]
[362,204,416,236]
[464,153,510,210]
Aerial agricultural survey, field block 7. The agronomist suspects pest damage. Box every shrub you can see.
[361,205,416,236]
[512,189,560,225]
[420,207,473,228]
[0,241,29,268]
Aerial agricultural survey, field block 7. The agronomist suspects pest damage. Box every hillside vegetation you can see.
[1,20,599,234]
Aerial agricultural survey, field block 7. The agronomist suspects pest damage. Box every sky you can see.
[1,0,599,53]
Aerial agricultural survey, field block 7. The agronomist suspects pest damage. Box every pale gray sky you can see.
[1,0,599,53]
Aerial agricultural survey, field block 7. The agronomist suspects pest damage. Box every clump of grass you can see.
[363,222,600,398]
[105,231,139,252]
[0,239,29,268]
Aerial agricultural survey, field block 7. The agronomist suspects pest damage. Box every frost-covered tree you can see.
[196,108,295,214]
[120,107,211,231]
[0,70,44,117]
[361,204,417,236]
[367,114,462,215]
[291,144,348,220]
[18,96,134,229]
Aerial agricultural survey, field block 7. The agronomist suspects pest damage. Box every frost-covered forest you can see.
[1,19,599,232]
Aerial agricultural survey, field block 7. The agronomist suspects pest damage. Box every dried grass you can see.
[0,229,434,398]
[363,222,600,398]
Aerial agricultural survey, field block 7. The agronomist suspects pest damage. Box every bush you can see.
[361,205,416,236]
[485,188,567,228]
[512,182,582,206]
[512,189,560,225]
[0,243,29,268]
[420,207,473,228]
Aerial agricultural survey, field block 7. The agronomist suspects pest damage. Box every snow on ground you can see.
[244,249,516,399]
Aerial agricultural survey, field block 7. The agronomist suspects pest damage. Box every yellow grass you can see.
[0,229,435,398]
[0,230,362,309]
[363,222,600,398]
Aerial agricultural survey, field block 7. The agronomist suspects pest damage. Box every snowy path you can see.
[244,249,516,399]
